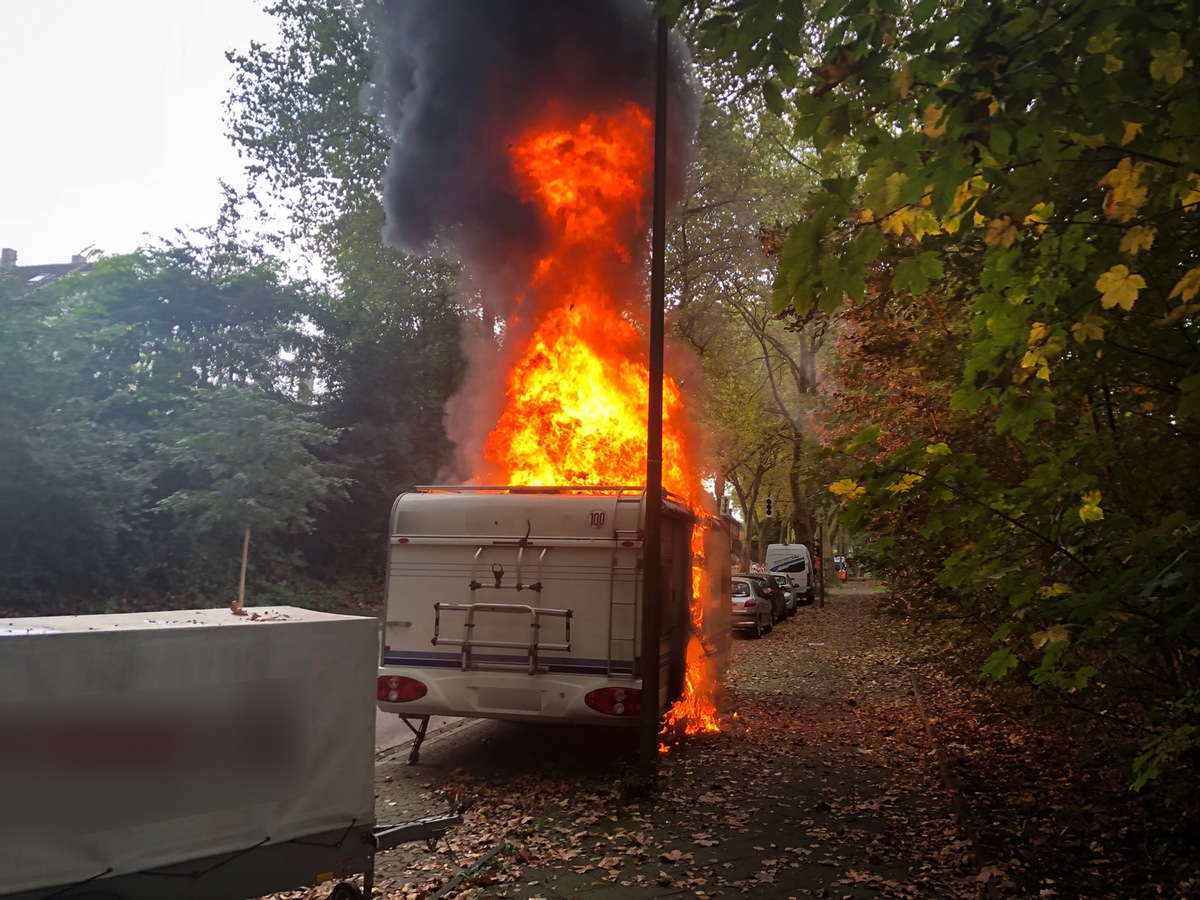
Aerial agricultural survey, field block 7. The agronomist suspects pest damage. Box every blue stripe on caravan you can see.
[382,649,634,676]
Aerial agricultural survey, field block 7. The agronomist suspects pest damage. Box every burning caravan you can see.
[376,485,698,750]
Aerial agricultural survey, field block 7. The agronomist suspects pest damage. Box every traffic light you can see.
[765,496,774,518]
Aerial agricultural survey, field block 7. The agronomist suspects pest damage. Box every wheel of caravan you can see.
[331,882,365,900]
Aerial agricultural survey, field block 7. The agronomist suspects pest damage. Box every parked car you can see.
[730,575,774,638]
[744,573,788,621]
[766,573,797,616]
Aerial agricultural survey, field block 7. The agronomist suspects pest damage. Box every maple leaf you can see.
[1169,267,1200,303]
[1097,157,1148,222]
[984,215,1017,247]
[1071,313,1106,344]
[1149,34,1193,84]
[1120,121,1143,146]
[1078,489,1104,522]
[879,206,918,237]
[1032,624,1071,648]
[1095,264,1145,311]
[1157,268,1200,326]
[1037,582,1072,598]
[886,472,925,494]
[1181,174,1200,209]
[829,478,865,499]
[1086,27,1119,54]
[1023,202,1054,233]
[922,103,947,138]
[1118,225,1155,255]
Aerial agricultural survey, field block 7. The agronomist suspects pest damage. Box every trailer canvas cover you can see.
[0,608,376,895]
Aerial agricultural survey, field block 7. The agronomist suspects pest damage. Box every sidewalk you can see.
[370,581,982,899]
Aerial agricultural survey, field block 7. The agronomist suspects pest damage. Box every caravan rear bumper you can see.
[376,658,642,725]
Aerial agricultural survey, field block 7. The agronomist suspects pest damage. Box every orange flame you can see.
[485,102,719,736]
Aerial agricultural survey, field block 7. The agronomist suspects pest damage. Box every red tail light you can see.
[585,687,642,717]
[744,598,756,607]
[377,675,427,703]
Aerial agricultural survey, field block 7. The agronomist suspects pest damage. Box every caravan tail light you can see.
[377,675,427,703]
[585,687,642,717]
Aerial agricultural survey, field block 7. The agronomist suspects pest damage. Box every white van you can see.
[764,543,815,604]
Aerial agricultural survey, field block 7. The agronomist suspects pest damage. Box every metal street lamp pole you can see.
[639,13,669,775]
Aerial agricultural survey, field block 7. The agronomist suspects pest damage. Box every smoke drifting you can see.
[363,0,697,305]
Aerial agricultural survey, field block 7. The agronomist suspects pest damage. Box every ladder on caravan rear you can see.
[425,486,646,679]
[607,488,645,677]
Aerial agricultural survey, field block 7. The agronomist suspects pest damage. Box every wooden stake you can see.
[231,526,250,615]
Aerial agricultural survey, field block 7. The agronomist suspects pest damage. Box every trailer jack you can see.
[399,714,431,764]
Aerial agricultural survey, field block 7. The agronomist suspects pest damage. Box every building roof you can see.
[0,248,93,296]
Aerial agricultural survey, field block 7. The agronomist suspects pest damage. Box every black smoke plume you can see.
[362,0,697,300]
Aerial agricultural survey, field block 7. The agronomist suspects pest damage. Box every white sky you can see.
[0,1,278,266]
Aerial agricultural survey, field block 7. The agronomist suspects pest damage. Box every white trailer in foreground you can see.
[0,607,466,900]
[376,486,715,758]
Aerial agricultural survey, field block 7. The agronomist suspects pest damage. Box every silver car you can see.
[731,575,774,638]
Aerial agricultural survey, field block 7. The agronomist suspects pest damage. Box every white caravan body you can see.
[377,486,698,726]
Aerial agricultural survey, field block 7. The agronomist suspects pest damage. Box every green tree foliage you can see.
[0,241,340,611]
[152,383,348,596]
[666,17,833,555]
[681,0,1200,790]
[225,0,468,576]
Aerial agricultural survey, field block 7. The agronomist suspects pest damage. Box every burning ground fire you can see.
[366,0,717,741]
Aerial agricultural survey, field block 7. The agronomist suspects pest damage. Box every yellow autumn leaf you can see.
[1181,174,1200,209]
[880,207,917,236]
[1036,583,1073,599]
[911,208,943,240]
[829,479,865,500]
[925,442,951,457]
[922,103,947,138]
[1086,27,1119,54]
[1071,313,1106,344]
[1169,267,1200,303]
[1097,157,1149,222]
[1032,625,1071,649]
[886,472,925,494]
[891,68,911,99]
[1019,348,1051,381]
[1118,225,1155,255]
[1150,34,1193,84]
[984,215,1017,247]
[1119,121,1143,146]
[1022,202,1054,233]
[1078,489,1104,523]
[1096,264,1145,311]
[1103,53,1125,74]
[1027,321,1051,345]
